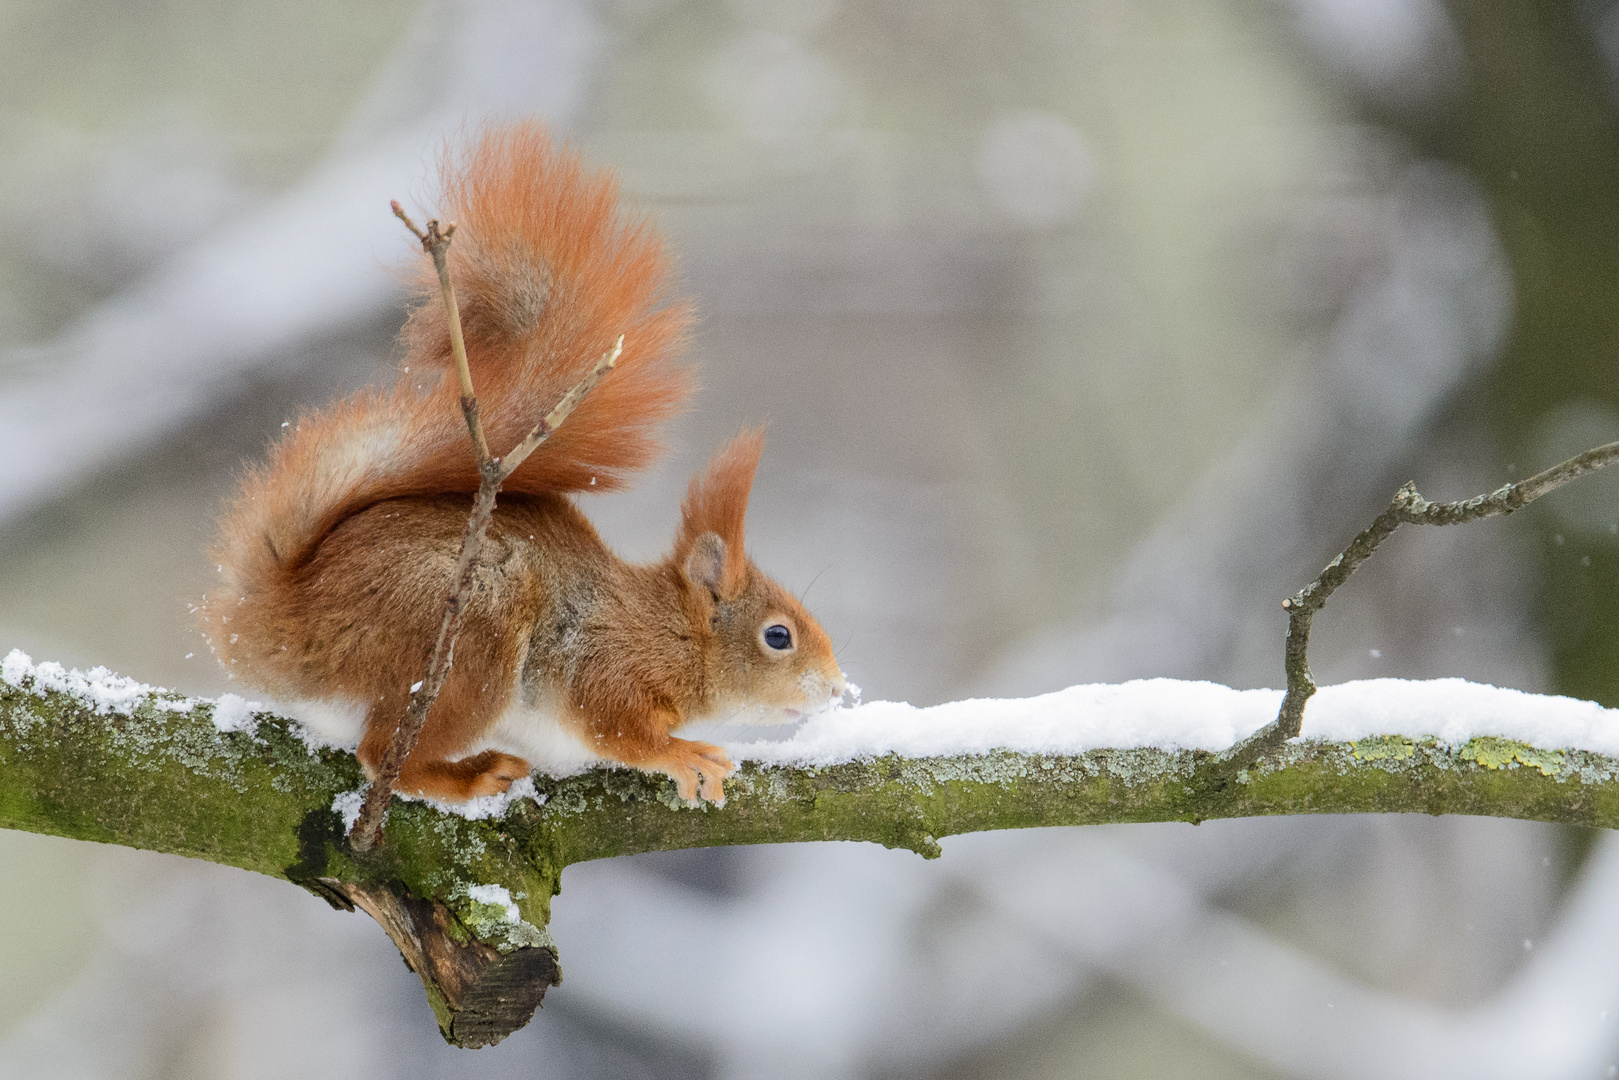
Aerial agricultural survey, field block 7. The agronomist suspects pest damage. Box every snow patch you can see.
[332,776,545,827]
[465,883,520,923]
[1,649,195,716]
[417,776,542,820]
[1,650,30,687]
[732,680,1277,766]
[276,698,365,752]
[332,789,365,832]
[211,693,263,734]
[1305,678,1619,756]
[728,678,1619,765]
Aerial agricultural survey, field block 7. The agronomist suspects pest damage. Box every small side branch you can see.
[392,202,490,466]
[1245,440,1619,755]
[498,336,621,481]
[349,479,502,852]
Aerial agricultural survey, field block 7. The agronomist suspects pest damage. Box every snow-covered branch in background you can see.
[5,648,1619,1047]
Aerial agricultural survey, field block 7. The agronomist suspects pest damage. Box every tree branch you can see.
[1228,441,1619,764]
[6,657,1619,1045]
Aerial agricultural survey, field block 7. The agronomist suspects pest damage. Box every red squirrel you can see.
[197,121,845,805]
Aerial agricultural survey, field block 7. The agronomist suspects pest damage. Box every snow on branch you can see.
[6,647,1619,1045]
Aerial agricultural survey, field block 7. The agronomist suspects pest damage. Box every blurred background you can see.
[3,0,1619,1076]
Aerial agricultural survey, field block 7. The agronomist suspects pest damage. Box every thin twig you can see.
[349,480,501,853]
[348,209,622,852]
[498,336,622,481]
[392,201,490,466]
[1238,440,1619,759]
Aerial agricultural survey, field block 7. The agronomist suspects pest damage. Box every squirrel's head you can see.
[673,430,845,724]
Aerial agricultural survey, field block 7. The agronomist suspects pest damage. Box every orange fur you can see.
[199,123,843,806]
[676,429,763,599]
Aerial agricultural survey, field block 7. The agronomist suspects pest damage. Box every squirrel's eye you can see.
[763,624,793,651]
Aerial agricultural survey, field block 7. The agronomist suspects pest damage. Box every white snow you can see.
[727,677,1619,766]
[211,693,263,734]
[1,649,195,717]
[1303,678,1619,755]
[329,776,544,828]
[2,650,339,753]
[277,698,364,750]
[11,647,1619,781]
[732,680,1274,766]
[464,883,521,923]
[412,776,543,819]
[1,650,29,688]
[332,789,364,832]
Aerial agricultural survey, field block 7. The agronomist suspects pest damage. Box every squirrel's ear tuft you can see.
[676,429,763,599]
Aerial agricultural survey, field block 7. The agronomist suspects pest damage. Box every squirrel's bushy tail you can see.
[401,121,692,498]
[205,121,690,656]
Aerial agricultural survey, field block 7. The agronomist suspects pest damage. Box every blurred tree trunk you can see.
[1388,1,1619,703]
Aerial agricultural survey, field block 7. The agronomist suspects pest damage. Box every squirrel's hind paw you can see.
[463,751,533,798]
[361,735,533,802]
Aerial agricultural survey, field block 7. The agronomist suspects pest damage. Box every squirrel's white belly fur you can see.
[480,685,605,772]
[283,679,831,775]
[284,697,368,749]
[481,694,811,771]
[280,691,607,772]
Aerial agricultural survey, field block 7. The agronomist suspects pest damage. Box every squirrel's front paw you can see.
[659,738,735,805]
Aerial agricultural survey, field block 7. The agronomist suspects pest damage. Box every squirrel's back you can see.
[201,121,692,681]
